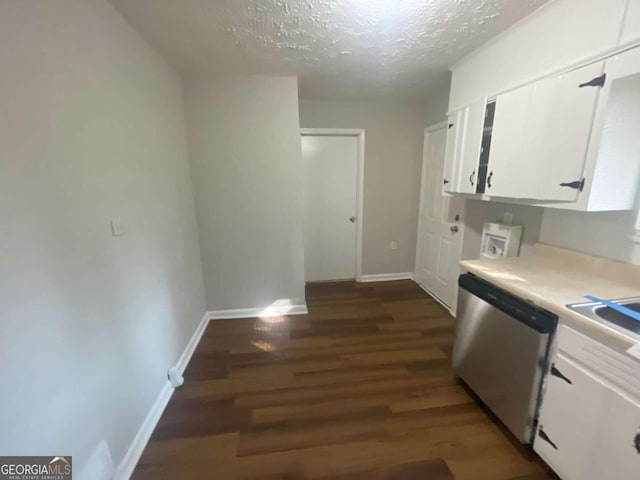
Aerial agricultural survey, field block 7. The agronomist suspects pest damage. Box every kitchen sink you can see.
[567,297,640,338]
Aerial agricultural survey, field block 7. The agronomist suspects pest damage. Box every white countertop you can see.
[460,243,640,351]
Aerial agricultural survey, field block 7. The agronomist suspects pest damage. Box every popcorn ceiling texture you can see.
[110,0,549,98]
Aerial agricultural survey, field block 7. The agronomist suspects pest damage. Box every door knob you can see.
[349,216,356,223]
[450,226,459,233]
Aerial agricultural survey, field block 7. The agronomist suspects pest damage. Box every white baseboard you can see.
[114,381,173,480]
[208,303,308,320]
[115,311,210,480]
[359,272,414,283]
[112,300,310,478]
[175,312,210,375]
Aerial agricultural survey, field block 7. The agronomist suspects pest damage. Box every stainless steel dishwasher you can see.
[452,274,557,444]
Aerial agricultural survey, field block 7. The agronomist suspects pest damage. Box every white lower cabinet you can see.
[589,386,640,479]
[535,329,640,479]
[535,354,609,479]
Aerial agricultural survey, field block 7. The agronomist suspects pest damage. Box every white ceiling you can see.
[110,0,549,99]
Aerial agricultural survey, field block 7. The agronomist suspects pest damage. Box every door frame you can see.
[300,128,365,281]
[414,122,466,315]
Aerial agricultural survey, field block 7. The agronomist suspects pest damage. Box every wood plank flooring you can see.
[132,280,556,480]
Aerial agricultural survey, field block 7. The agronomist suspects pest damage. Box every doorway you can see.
[414,123,465,311]
[300,129,364,282]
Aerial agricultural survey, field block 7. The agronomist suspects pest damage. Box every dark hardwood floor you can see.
[132,280,556,480]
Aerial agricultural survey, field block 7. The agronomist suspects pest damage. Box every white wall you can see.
[449,0,628,110]
[184,76,306,310]
[299,99,426,275]
[0,0,206,475]
[540,208,640,265]
[423,76,452,127]
[462,201,544,261]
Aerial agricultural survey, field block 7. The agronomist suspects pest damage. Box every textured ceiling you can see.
[109,0,550,99]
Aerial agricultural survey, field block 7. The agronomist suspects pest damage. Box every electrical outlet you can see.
[390,241,398,250]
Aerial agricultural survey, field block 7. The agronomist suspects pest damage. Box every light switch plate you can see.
[110,217,127,236]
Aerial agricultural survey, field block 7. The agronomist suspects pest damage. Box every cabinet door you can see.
[532,62,604,201]
[487,62,604,201]
[485,84,533,198]
[585,46,640,210]
[443,109,465,194]
[454,99,485,194]
[621,0,640,44]
[534,354,608,480]
[589,387,640,480]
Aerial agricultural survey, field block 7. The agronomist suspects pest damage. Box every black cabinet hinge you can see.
[579,73,606,88]
[448,123,454,129]
[559,178,585,191]
[550,363,573,384]
[538,427,558,450]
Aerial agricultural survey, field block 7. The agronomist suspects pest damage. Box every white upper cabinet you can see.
[483,84,534,199]
[485,62,604,201]
[450,48,640,209]
[442,109,464,194]
[444,0,640,209]
[442,99,486,195]
[454,99,486,195]
[580,46,640,211]
[621,0,640,44]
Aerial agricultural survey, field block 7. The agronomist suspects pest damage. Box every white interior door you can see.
[301,134,358,282]
[415,126,464,308]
